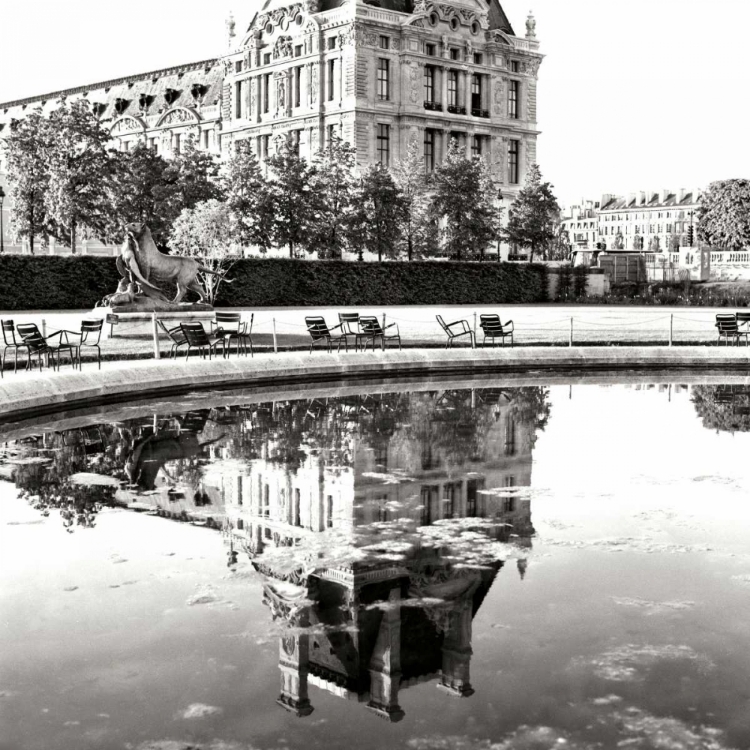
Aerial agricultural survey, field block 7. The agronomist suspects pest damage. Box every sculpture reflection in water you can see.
[692,384,750,434]
[222,387,549,720]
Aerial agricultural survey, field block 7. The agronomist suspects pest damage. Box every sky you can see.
[1,0,749,206]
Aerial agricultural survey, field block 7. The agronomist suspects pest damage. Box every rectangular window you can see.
[377,58,390,101]
[450,48,460,61]
[448,70,458,107]
[327,37,336,50]
[508,80,519,119]
[508,139,519,184]
[379,35,390,50]
[327,123,337,144]
[261,134,270,159]
[263,53,271,65]
[471,135,482,157]
[289,130,300,156]
[425,43,436,56]
[424,128,435,172]
[202,130,209,150]
[510,59,519,72]
[294,44,302,57]
[471,73,482,113]
[235,81,242,118]
[235,60,243,73]
[294,66,301,107]
[173,133,181,154]
[263,74,270,113]
[327,58,335,100]
[473,53,483,65]
[376,123,390,165]
[424,65,435,102]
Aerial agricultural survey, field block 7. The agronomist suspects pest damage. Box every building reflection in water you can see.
[220,388,548,720]
[2,386,550,719]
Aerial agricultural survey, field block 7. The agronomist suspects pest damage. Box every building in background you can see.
[0,0,542,255]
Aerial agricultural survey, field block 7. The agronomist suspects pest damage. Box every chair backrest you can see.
[359,316,383,335]
[736,312,750,324]
[80,319,103,345]
[1,320,19,346]
[436,315,449,333]
[16,323,47,351]
[180,322,210,346]
[338,312,360,334]
[480,314,503,333]
[716,315,738,334]
[215,312,242,332]
[157,320,186,344]
[306,317,330,340]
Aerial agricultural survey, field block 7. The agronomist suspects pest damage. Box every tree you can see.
[670,234,682,252]
[548,226,571,261]
[503,163,560,263]
[223,140,273,253]
[153,136,223,246]
[309,136,357,259]
[42,100,118,253]
[430,139,503,261]
[348,163,406,261]
[392,137,434,260]
[697,179,750,251]
[649,235,661,252]
[2,110,50,254]
[614,231,625,250]
[111,142,171,244]
[633,234,644,250]
[168,199,239,304]
[266,136,316,258]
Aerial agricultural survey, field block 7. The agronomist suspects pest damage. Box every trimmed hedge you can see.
[0,256,121,311]
[0,256,548,310]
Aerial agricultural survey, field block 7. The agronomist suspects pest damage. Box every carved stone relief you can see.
[493,79,504,115]
[111,116,142,134]
[160,108,196,126]
[409,63,421,104]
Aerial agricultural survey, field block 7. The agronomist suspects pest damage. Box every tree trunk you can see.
[70,223,76,255]
[289,240,294,258]
[408,235,413,262]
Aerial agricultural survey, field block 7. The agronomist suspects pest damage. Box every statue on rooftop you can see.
[525,11,536,39]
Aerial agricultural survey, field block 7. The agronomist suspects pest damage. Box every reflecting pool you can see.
[2,382,750,750]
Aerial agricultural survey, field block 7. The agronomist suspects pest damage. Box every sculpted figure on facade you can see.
[408,63,421,104]
[305,0,321,12]
[493,79,504,115]
[526,11,537,39]
[310,65,318,102]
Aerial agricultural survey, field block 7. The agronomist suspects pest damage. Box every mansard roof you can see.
[0,59,223,122]
[600,192,700,211]
[487,0,515,34]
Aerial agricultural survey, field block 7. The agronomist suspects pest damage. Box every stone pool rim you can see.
[1,346,750,424]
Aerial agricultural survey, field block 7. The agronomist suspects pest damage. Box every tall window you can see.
[289,129,300,156]
[263,74,270,113]
[173,133,181,154]
[508,139,519,184]
[448,70,458,107]
[327,59,335,101]
[424,66,435,102]
[471,135,482,157]
[425,43,436,56]
[327,123,337,144]
[376,123,390,165]
[235,81,242,118]
[377,58,390,101]
[508,80,519,119]
[471,74,482,112]
[424,128,435,172]
[379,35,390,50]
[294,66,301,107]
[261,134,270,159]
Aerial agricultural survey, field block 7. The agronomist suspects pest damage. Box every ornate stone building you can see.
[0,0,542,253]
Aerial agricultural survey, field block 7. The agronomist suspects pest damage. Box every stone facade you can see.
[0,0,542,254]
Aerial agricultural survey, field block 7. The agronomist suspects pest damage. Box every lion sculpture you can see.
[111,222,225,307]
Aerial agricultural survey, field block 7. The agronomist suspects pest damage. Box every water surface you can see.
[2,382,750,750]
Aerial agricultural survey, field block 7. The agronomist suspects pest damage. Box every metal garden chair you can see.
[436,314,475,349]
[55,319,104,369]
[338,312,365,352]
[716,314,740,346]
[359,316,401,351]
[157,320,189,359]
[16,323,76,371]
[305,316,347,353]
[211,311,254,357]
[479,314,514,347]
[179,322,225,361]
[2,320,29,374]
[735,312,750,346]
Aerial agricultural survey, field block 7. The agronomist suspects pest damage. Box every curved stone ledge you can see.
[1,346,749,424]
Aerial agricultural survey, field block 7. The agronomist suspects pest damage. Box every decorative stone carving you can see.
[526,11,536,39]
[493,79,504,115]
[310,65,319,101]
[523,59,541,77]
[305,0,321,10]
[409,63,421,104]
[276,75,286,113]
[441,34,450,57]
[338,26,355,48]
[274,35,293,58]
[111,116,142,134]
[159,108,197,126]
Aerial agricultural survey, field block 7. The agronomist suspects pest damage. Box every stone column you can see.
[440,66,448,109]
[438,594,476,698]
[367,588,405,722]
[277,629,314,717]
[465,71,472,115]
[441,129,449,161]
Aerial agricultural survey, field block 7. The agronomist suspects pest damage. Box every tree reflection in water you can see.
[692,385,750,434]
[1,386,550,715]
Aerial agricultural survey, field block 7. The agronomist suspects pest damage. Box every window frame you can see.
[376,123,390,166]
[377,58,390,101]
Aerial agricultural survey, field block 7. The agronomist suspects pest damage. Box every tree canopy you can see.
[503,163,560,262]
[697,179,750,251]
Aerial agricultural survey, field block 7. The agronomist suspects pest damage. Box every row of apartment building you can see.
[561,188,703,260]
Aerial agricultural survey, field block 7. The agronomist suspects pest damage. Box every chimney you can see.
[678,188,686,202]
[660,189,669,203]
[627,192,636,206]
[638,191,646,205]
